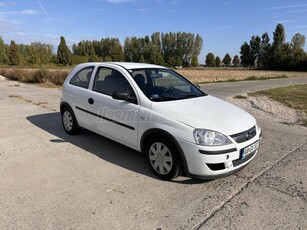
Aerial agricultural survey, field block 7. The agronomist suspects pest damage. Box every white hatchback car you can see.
[60,62,261,180]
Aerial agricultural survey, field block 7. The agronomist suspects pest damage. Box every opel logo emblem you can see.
[246,131,252,140]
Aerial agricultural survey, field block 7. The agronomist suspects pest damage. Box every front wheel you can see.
[61,106,80,135]
[145,137,181,180]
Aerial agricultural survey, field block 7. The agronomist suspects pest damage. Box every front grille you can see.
[230,126,256,143]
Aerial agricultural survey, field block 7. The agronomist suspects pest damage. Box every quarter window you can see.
[69,67,94,88]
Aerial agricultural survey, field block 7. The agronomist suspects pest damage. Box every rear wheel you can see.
[61,106,80,135]
[145,137,181,180]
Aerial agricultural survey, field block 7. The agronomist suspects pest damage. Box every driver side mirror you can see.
[112,91,137,104]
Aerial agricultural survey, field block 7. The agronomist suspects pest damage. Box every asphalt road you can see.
[201,77,307,99]
[0,76,306,229]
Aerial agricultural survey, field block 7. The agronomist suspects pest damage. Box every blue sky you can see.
[1,0,307,63]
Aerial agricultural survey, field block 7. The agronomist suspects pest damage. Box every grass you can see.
[201,75,289,84]
[244,74,288,81]
[250,84,307,127]
[233,95,248,99]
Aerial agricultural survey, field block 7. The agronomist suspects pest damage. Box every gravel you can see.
[227,95,305,125]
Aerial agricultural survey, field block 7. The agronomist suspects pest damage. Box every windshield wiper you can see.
[185,93,200,98]
[161,94,179,101]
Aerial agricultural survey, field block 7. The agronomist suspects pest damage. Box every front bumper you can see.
[178,127,262,178]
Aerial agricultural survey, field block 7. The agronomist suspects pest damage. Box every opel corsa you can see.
[60,62,262,180]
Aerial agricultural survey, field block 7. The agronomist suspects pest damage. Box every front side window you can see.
[130,68,206,101]
[93,67,135,96]
[69,67,94,89]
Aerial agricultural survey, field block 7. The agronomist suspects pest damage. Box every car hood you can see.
[151,95,256,135]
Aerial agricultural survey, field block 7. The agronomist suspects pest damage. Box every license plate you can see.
[241,141,259,159]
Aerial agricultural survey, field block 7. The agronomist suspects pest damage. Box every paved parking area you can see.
[0,76,306,229]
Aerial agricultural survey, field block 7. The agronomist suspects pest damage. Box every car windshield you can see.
[129,68,207,101]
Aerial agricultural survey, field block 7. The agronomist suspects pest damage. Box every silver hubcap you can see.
[149,142,173,175]
[63,111,73,131]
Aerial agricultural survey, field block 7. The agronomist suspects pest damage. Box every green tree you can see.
[151,32,161,49]
[101,38,123,61]
[215,56,221,67]
[223,53,232,67]
[240,23,307,70]
[124,37,143,62]
[191,54,198,67]
[232,55,240,67]
[191,34,203,67]
[149,32,164,65]
[123,37,133,62]
[240,42,253,68]
[34,43,53,64]
[149,44,164,65]
[250,35,261,67]
[161,32,202,67]
[0,37,8,64]
[57,36,71,65]
[291,33,305,51]
[205,52,215,67]
[8,40,19,65]
[161,32,177,66]
[291,33,306,69]
[27,45,39,65]
[271,23,286,69]
[258,32,271,69]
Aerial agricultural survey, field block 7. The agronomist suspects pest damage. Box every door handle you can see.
[88,98,94,104]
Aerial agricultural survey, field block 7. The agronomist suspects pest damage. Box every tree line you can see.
[1,23,306,70]
[205,52,240,67]
[0,32,203,67]
[204,23,306,70]
[240,23,306,70]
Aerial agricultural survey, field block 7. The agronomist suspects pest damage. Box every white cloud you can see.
[0,1,17,7]
[0,17,20,33]
[286,9,307,14]
[267,4,307,10]
[0,10,41,16]
[21,9,41,15]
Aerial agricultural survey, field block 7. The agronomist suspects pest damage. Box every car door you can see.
[86,66,140,149]
[67,66,95,129]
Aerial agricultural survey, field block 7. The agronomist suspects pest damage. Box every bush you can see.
[45,69,70,85]
[0,67,70,85]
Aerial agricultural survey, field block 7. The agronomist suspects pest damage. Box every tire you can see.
[145,136,181,180]
[61,106,80,135]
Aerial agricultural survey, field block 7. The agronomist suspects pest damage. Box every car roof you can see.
[110,62,167,70]
[84,62,167,70]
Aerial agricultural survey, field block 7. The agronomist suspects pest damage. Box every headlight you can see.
[193,129,232,146]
